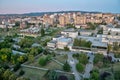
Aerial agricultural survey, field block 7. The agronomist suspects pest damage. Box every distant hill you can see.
[0,11,101,17]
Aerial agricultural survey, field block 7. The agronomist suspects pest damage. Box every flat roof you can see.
[110,28,120,32]
[63,28,77,32]
[54,34,63,38]
[79,30,94,32]
[58,38,72,42]
[49,40,57,43]
[92,42,107,47]
[78,36,102,43]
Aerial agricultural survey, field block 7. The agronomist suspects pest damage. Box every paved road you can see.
[108,53,120,62]
[83,53,94,78]
[67,52,81,80]
[52,50,96,79]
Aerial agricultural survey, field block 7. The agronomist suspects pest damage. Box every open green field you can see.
[98,62,120,73]
[112,62,120,71]
[22,67,47,80]
[54,54,68,64]
[28,55,63,70]
[22,66,75,80]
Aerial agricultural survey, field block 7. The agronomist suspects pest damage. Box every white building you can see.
[97,34,120,45]
[79,30,96,36]
[52,34,64,41]
[61,28,78,38]
[47,40,57,48]
[78,36,107,50]
[0,25,6,28]
[57,38,72,49]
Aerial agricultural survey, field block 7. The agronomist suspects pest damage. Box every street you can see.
[67,52,81,80]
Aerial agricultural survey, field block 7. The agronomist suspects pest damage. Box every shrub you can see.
[13,63,21,71]
[76,63,84,73]
[63,61,71,72]
[19,69,25,76]
[64,47,69,51]
[39,55,51,66]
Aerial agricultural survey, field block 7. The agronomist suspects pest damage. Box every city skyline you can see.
[0,0,120,14]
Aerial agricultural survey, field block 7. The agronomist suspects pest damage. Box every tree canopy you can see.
[73,38,92,48]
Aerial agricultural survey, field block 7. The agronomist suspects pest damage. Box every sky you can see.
[0,0,120,14]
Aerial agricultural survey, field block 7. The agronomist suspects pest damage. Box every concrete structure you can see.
[97,34,120,45]
[79,30,95,36]
[78,36,108,50]
[57,38,72,49]
[75,15,86,25]
[52,34,63,41]
[59,15,66,26]
[43,14,54,25]
[61,28,78,38]
[20,22,26,29]
[47,40,57,48]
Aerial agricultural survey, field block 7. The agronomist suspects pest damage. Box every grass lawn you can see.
[98,62,120,72]
[112,62,120,71]
[19,54,73,80]
[22,67,75,80]
[28,55,63,70]
[22,67,47,80]
[54,54,68,64]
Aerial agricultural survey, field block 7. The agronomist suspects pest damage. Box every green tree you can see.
[30,48,38,56]
[117,16,120,21]
[94,53,104,65]
[39,57,47,66]
[18,38,33,48]
[0,68,5,79]
[114,71,120,80]
[0,48,12,62]
[107,44,112,54]
[17,55,27,63]
[15,21,20,26]
[73,38,80,46]
[43,49,50,55]
[63,61,71,72]
[4,36,13,42]
[87,22,97,30]
[79,53,88,65]
[113,42,119,51]
[28,55,34,62]
[3,69,12,80]
[76,63,84,72]
[108,31,111,35]
[13,62,21,71]
[11,54,20,64]
[19,69,25,76]
[41,28,45,37]
[64,47,69,51]
[9,74,17,80]
[97,28,103,34]
[90,69,99,80]
[39,55,51,66]
[73,38,92,48]
[46,70,57,80]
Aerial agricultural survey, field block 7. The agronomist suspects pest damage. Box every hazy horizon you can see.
[0,0,120,14]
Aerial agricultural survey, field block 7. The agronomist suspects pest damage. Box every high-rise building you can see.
[43,14,54,25]
[75,15,86,25]
[59,15,66,26]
